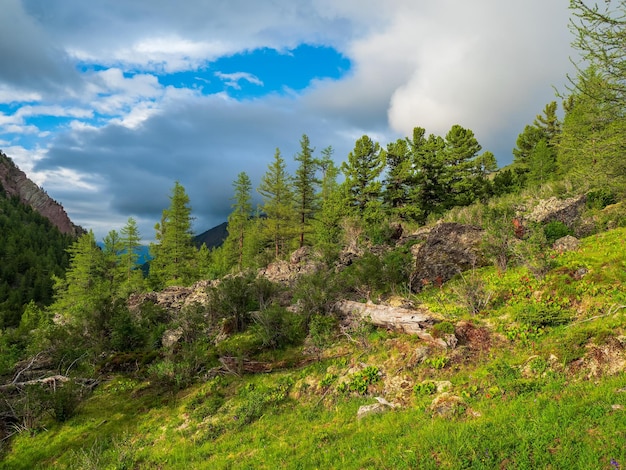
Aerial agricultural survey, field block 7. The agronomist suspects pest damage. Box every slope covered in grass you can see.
[2,227,625,469]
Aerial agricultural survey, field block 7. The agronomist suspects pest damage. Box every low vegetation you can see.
[2,2,626,468]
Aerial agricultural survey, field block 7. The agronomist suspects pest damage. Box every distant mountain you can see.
[0,150,83,237]
[194,221,228,249]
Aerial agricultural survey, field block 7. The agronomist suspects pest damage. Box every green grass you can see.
[2,228,626,469]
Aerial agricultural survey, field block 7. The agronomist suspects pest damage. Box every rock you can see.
[414,346,430,363]
[357,398,397,419]
[162,327,184,349]
[434,381,453,393]
[553,235,580,252]
[409,223,486,292]
[429,393,464,417]
[357,403,389,419]
[526,195,586,228]
[290,246,312,264]
[258,249,323,285]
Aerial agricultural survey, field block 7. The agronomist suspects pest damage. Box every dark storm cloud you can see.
[0,0,82,97]
[3,1,577,240]
[36,92,368,239]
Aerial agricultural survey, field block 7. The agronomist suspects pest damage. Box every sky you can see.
[0,0,577,242]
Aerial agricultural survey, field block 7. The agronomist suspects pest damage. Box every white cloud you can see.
[215,72,264,90]
[1,0,577,240]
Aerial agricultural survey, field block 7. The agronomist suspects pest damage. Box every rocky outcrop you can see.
[127,280,214,314]
[258,246,323,285]
[0,151,83,236]
[526,195,586,228]
[409,223,486,292]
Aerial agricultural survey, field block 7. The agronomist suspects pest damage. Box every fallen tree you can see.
[333,300,444,345]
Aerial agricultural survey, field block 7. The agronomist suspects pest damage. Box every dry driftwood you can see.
[334,300,443,344]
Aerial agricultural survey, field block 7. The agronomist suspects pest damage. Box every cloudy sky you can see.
[0,0,576,241]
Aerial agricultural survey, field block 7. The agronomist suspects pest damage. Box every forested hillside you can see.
[0,184,73,329]
[1,1,626,468]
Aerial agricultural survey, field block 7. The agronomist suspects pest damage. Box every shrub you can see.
[292,271,341,319]
[347,366,381,395]
[250,305,305,350]
[586,188,617,210]
[308,314,338,359]
[207,273,280,333]
[431,321,455,338]
[543,221,573,245]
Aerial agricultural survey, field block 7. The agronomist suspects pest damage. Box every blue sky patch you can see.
[159,44,351,98]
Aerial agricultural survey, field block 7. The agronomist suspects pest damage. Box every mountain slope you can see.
[0,151,83,237]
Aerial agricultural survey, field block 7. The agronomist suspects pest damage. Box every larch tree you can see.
[258,148,296,259]
[118,217,144,295]
[149,181,197,288]
[226,171,253,271]
[293,134,319,247]
[50,230,108,330]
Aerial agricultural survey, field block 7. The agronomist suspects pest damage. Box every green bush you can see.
[512,303,572,328]
[216,331,263,358]
[431,321,455,338]
[543,221,573,245]
[292,271,341,318]
[250,305,305,350]
[207,273,281,333]
[586,188,617,210]
[308,314,338,358]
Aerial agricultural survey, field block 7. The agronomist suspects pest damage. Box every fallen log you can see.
[333,300,444,345]
[0,375,98,393]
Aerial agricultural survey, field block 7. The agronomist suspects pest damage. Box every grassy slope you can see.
[2,228,626,469]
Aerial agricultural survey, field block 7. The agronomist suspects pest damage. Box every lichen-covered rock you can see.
[409,223,486,292]
[553,235,580,252]
[526,195,586,228]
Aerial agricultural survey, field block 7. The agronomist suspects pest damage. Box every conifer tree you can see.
[149,181,196,288]
[317,146,339,203]
[50,230,108,327]
[226,172,253,271]
[558,66,625,187]
[118,217,144,294]
[413,133,446,222]
[293,134,319,247]
[341,135,385,215]
[258,149,296,259]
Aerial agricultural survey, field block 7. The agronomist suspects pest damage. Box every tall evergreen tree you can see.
[258,149,296,259]
[383,137,413,218]
[413,133,446,222]
[569,0,626,104]
[118,217,144,294]
[558,66,625,187]
[293,134,319,247]
[50,230,108,327]
[341,135,385,215]
[226,172,253,271]
[317,146,339,204]
[149,181,196,288]
[442,124,483,208]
